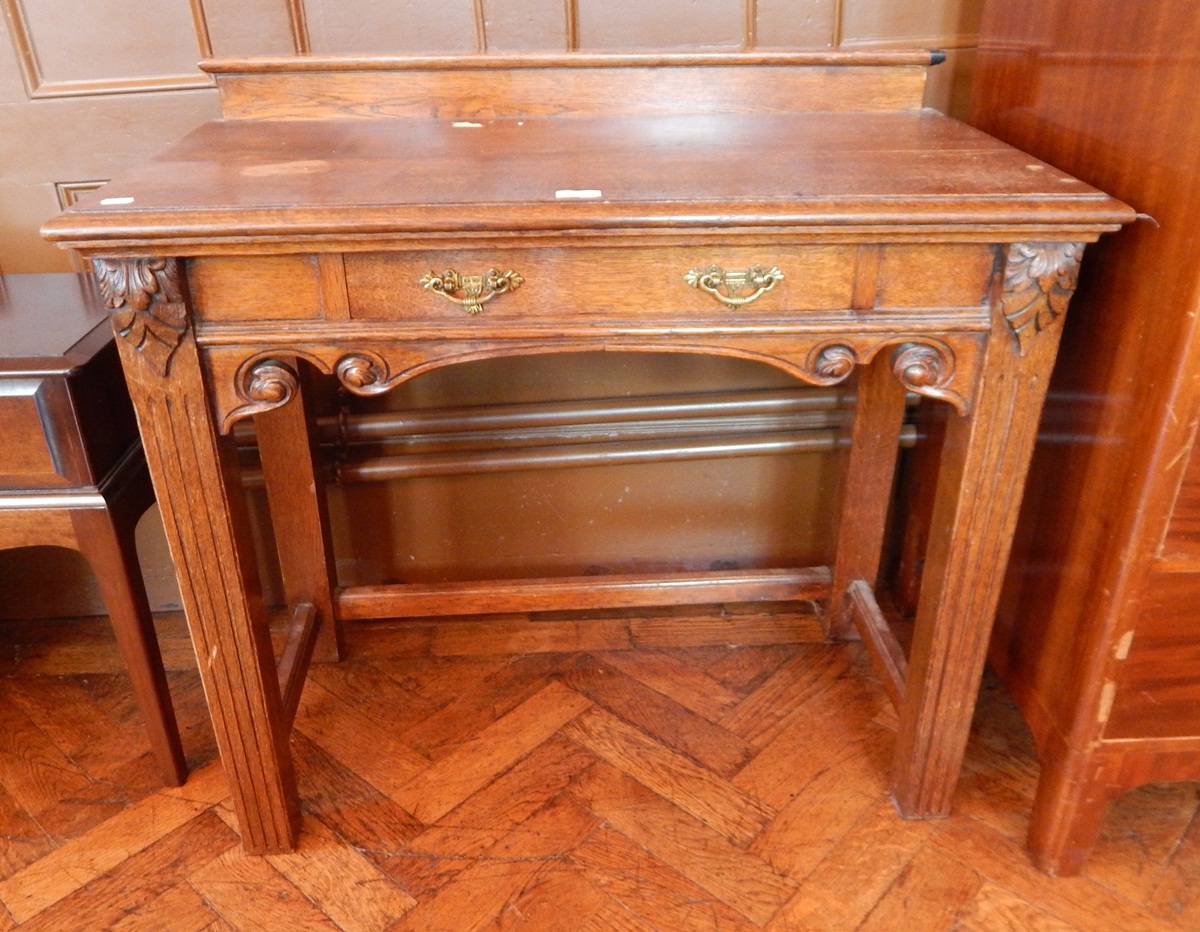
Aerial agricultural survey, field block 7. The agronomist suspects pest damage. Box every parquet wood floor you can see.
[0,602,1197,930]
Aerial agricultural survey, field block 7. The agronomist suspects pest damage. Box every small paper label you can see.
[555,189,603,199]
[452,121,484,128]
[100,196,135,205]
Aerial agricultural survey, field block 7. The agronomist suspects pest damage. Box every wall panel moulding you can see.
[1,0,215,97]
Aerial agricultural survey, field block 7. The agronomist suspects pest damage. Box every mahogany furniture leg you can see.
[827,354,909,639]
[891,255,1068,818]
[1026,742,1122,876]
[71,480,187,786]
[109,259,300,853]
[255,360,342,663]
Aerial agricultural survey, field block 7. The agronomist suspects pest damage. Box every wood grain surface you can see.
[0,604,1195,930]
[971,0,1200,875]
[38,55,1133,857]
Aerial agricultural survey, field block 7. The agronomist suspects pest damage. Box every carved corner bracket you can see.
[220,357,301,433]
[801,339,968,414]
[891,342,967,415]
[210,346,427,433]
[1002,242,1085,355]
[92,257,188,377]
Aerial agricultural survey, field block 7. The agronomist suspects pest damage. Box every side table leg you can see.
[1027,743,1121,876]
[73,504,188,786]
[256,361,342,662]
[827,355,909,639]
[104,257,301,852]
[891,259,1071,818]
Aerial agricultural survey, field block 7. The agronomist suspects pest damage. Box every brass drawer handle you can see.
[684,263,784,309]
[419,268,524,315]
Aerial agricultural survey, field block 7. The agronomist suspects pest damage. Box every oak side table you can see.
[43,52,1133,853]
[0,272,186,786]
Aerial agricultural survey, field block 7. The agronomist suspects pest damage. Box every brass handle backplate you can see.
[684,263,785,309]
[419,268,524,315]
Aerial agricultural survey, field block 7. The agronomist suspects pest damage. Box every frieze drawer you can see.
[344,245,858,321]
[0,379,64,487]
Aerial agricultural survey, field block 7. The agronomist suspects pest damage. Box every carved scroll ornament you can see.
[210,334,976,434]
[336,352,403,396]
[92,257,188,377]
[216,357,301,432]
[801,340,967,413]
[806,343,858,385]
[891,342,967,414]
[1002,242,1085,355]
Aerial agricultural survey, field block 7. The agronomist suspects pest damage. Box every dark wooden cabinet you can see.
[0,275,138,489]
[970,0,1200,875]
[0,273,186,786]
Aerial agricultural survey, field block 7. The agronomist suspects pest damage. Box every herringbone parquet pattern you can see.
[0,604,1198,930]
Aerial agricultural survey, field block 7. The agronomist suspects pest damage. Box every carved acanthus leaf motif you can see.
[892,342,967,415]
[92,257,187,376]
[1002,242,1085,355]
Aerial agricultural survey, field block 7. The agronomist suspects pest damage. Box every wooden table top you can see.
[0,273,110,374]
[43,110,1132,250]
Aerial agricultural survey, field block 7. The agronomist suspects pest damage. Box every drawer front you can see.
[1163,435,1200,559]
[0,378,75,489]
[1109,570,1200,740]
[345,245,859,322]
[189,255,326,322]
[187,245,996,326]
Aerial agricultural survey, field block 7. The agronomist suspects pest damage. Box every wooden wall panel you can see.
[304,0,481,55]
[0,0,210,96]
[0,9,25,104]
[922,46,975,119]
[755,0,838,49]
[841,0,983,47]
[576,0,744,49]
[0,183,69,273]
[0,87,220,273]
[482,0,573,51]
[201,0,300,57]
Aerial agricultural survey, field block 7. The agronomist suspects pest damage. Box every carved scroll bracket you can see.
[210,346,426,432]
[335,352,405,396]
[891,341,968,415]
[805,343,859,386]
[801,339,969,414]
[220,357,301,433]
[92,257,188,377]
[1002,242,1085,355]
